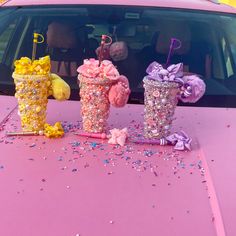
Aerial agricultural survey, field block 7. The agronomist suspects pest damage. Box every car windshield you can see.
[0,5,236,107]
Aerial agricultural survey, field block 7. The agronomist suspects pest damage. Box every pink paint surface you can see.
[2,0,236,14]
[0,96,235,236]
[0,96,17,127]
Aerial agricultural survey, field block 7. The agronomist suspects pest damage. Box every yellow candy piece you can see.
[50,73,71,101]
[44,122,64,138]
[35,106,41,113]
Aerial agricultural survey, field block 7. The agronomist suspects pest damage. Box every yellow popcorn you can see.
[44,122,64,138]
[14,56,51,75]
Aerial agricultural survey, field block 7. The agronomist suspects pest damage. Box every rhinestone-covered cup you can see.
[79,75,113,133]
[13,73,50,132]
[143,77,180,139]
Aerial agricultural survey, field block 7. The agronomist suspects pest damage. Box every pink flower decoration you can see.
[108,75,130,107]
[108,128,128,146]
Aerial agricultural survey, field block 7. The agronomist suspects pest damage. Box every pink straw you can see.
[98,34,112,66]
[75,132,108,139]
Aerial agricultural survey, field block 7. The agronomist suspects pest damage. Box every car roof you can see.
[1,0,236,14]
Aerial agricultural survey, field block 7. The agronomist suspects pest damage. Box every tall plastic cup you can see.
[78,75,113,133]
[143,77,180,139]
[13,73,50,132]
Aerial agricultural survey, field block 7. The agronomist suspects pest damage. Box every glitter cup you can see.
[79,75,113,133]
[13,73,50,132]
[143,77,180,139]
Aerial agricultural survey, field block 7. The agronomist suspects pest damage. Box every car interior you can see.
[0,6,236,106]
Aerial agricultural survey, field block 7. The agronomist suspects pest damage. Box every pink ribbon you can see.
[108,128,128,146]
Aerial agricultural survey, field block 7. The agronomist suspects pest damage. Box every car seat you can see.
[84,37,99,58]
[142,20,211,78]
[155,20,191,70]
[46,22,84,78]
[189,22,213,79]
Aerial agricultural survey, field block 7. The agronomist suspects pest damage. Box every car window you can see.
[0,22,15,61]
[0,6,236,107]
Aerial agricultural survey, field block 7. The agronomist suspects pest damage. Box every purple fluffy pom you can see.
[179,75,206,103]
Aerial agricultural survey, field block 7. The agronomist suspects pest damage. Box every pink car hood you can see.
[1,0,236,14]
[0,95,236,236]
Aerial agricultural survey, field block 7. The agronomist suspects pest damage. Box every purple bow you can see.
[146,62,184,83]
[166,131,192,151]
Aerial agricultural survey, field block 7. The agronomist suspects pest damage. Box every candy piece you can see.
[44,122,64,138]
[50,73,71,101]
[35,106,41,113]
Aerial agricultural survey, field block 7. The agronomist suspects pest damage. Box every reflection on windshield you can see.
[0,6,236,107]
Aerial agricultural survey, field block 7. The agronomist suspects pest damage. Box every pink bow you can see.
[108,128,128,146]
[166,131,192,151]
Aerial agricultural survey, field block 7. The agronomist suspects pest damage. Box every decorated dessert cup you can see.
[78,35,130,134]
[13,53,71,134]
[140,38,205,150]
[77,57,130,134]
[10,33,71,138]
[143,77,180,139]
[13,73,50,132]
[79,75,113,133]
[13,55,52,132]
[143,59,206,141]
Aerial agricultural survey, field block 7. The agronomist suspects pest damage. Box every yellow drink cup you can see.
[13,73,50,132]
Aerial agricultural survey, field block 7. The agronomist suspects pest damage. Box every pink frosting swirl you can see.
[77,59,120,80]
[100,60,120,80]
[77,59,100,78]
